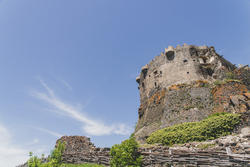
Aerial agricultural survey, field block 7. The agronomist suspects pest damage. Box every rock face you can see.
[134,44,249,143]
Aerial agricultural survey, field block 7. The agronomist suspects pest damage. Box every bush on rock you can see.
[146,112,241,146]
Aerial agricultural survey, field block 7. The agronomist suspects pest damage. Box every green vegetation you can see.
[61,164,104,167]
[213,72,241,86]
[225,72,235,80]
[213,80,225,86]
[28,142,103,167]
[110,137,142,167]
[197,143,216,149]
[28,141,65,167]
[28,152,43,167]
[146,112,240,146]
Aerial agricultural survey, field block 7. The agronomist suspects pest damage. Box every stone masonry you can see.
[57,133,250,167]
[133,45,249,143]
[136,44,235,104]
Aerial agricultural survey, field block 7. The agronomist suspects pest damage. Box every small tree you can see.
[28,152,42,167]
[110,137,142,167]
[49,141,65,164]
[28,141,65,167]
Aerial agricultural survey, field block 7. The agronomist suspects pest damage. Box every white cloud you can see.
[0,124,29,167]
[32,79,132,136]
[35,127,63,138]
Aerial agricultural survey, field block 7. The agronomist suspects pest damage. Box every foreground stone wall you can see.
[57,134,250,167]
[58,136,110,166]
[140,143,250,167]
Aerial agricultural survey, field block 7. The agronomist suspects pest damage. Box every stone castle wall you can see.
[136,44,235,104]
[134,45,240,143]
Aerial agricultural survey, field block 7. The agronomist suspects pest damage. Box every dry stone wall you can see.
[57,135,250,167]
[57,136,110,166]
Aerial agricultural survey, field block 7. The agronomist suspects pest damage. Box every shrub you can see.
[146,112,240,146]
[28,141,65,167]
[28,152,42,167]
[226,72,235,80]
[110,137,142,167]
[28,141,104,167]
[49,141,65,165]
[61,164,104,167]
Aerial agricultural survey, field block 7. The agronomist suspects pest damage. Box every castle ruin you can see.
[134,44,239,142]
[136,44,235,103]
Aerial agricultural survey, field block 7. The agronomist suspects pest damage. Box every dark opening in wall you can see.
[202,57,207,63]
[160,71,162,74]
[154,82,157,87]
[200,66,214,78]
[183,59,188,63]
[154,70,158,75]
[207,68,214,76]
[142,71,147,79]
[187,72,189,74]
[166,51,175,61]
[189,47,197,56]
[142,82,145,88]
[193,59,196,62]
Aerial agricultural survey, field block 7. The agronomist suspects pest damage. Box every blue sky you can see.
[0,0,249,166]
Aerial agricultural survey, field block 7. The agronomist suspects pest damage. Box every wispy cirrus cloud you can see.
[35,127,63,138]
[31,79,132,136]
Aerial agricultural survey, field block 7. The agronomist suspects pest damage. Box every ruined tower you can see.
[134,44,236,142]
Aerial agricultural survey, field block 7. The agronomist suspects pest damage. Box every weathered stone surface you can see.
[57,136,96,154]
[134,45,249,143]
[234,65,250,90]
[241,127,250,138]
[136,45,235,106]
[57,136,110,166]
[55,135,250,167]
